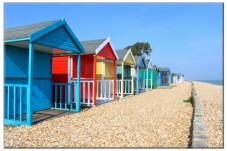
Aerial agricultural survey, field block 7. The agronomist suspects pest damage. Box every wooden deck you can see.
[33,109,72,124]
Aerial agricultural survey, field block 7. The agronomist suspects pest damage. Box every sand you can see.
[193,81,223,148]
[4,81,193,148]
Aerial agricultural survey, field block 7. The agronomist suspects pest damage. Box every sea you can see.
[194,80,223,86]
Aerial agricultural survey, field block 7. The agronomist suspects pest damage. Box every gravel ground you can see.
[4,81,193,148]
[193,81,223,148]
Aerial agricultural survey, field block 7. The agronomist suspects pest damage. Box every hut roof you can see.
[4,19,85,54]
[81,39,106,54]
[4,20,58,41]
[133,55,146,68]
[116,49,128,61]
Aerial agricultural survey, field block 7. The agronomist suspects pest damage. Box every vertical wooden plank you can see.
[100,80,103,98]
[136,66,139,94]
[55,85,57,108]
[65,84,67,109]
[7,86,10,119]
[121,62,124,98]
[74,82,76,108]
[76,54,81,112]
[88,82,90,105]
[60,84,62,109]
[27,42,34,126]
[13,86,16,120]
[113,60,116,99]
[83,82,85,104]
[104,80,106,99]
[96,81,99,98]
[109,81,111,99]
[147,68,149,91]
[93,55,97,105]
[20,87,23,121]
[131,65,134,94]
[70,84,72,111]
[125,80,126,93]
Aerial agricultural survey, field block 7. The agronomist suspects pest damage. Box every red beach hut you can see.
[52,37,118,106]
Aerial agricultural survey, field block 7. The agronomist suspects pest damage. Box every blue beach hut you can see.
[4,19,84,126]
[133,55,146,94]
[157,67,171,86]
[171,73,177,84]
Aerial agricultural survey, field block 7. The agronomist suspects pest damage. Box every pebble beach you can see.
[193,81,223,148]
[4,81,223,148]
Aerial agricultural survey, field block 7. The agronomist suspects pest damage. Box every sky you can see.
[4,3,223,80]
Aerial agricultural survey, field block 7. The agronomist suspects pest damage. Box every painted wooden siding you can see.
[125,54,134,65]
[152,70,157,88]
[96,62,103,80]
[116,65,131,79]
[117,66,122,74]
[5,45,52,113]
[139,69,145,79]
[124,66,131,79]
[97,43,116,60]
[34,26,81,52]
[72,55,94,79]
[105,62,113,79]
[52,56,68,82]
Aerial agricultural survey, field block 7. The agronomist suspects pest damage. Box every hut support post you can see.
[146,68,148,91]
[150,69,152,89]
[93,55,97,105]
[113,60,117,99]
[121,62,124,98]
[131,65,134,95]
[136,66,139,94]
[27,42,34,126]
[168,72,171,86]
[76,54,81,112]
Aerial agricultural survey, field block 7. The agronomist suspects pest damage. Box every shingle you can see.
[145,59,150,67]
[81,39,106,54]
[116,49,128,61]
[4,20,59,41]
[133,55,142,65]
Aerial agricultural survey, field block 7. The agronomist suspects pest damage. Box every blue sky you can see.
[4,3,223,80]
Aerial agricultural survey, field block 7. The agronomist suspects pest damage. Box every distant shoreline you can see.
[192,80,223,86]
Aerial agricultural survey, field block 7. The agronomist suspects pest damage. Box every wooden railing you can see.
[52,82,78,111]
[96,80,113,100]
[4,84,29,126]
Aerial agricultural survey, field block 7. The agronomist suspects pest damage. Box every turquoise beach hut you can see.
[151,65,158,88]
[138,58,153,91]
[4,19,84,126]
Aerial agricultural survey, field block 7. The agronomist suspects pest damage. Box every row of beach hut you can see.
[4,19,184,126]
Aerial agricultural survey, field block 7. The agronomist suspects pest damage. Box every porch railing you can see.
[116,80,122,96]
[52,82,78,111]
[81,80,94,105]
[96,80,113,100]
[4,84,29,126]
[116,79,133,96]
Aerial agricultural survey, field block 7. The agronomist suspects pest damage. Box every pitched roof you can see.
[80,39,106,54]
[116,49,128,61]
[4,20,58,41]
[133,55,146,68]
[145,59,150,67]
